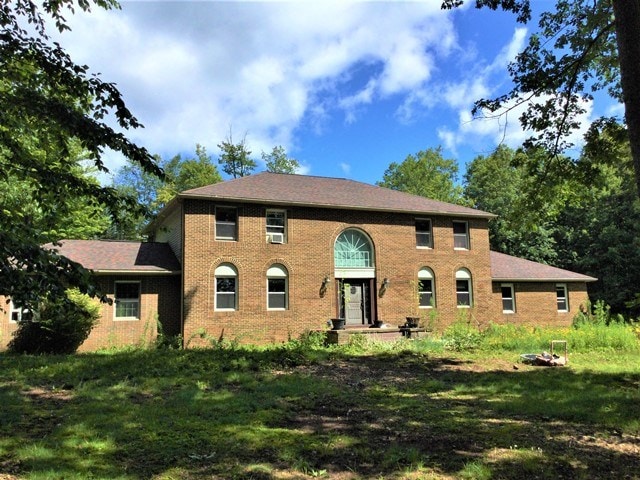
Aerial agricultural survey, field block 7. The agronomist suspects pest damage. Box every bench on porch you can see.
[325,326,429,345]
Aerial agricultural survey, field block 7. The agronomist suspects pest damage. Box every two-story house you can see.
[1,172,596,350]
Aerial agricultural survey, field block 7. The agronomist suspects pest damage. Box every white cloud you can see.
[50,1,457,174]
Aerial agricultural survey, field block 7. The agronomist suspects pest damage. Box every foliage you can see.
[442,316,483,352]
[110,144,222,239]
[8,288,100,354]
[443,0,640,199]
[262,145,300,174]
[1,1,161,309]
[464,145,559,263]
[217,132,256,178]
[377,146,467,205]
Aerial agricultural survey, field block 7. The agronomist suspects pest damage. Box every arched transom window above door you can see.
[334,229,374,269]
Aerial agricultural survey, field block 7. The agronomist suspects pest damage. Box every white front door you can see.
[344,283,364,325]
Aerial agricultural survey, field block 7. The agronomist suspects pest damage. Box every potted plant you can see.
[330,318,346,330]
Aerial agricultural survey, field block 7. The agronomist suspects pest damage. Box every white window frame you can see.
[501,283,515,313]
[455,268,473,307]
[215,206,237,241]
[415,218,433,249]
[453,221,470,250]
[114,281,141,321]
[9,300,30,323]
[556,283,569,312]
[266,209,287,243]
[418,267,435,308]
[215,264,238,311]
[267,264,288,310]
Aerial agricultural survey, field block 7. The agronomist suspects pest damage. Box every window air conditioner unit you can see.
[268,233,284,244]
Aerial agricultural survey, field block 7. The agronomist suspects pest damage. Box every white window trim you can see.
[453,221,470,250]
[266,209,287,243]
[418,267,435,309]
[215,206,238,241]
[556,283,569,312]
[9,300,29,323]
[415,218,433,249]
[114,281,141,321]
[215,264,238,311]
[267,264,288,311]
[501,283,515,314]
[455,269,473,308]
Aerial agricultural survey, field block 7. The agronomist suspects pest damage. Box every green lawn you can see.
[0,339,638,479]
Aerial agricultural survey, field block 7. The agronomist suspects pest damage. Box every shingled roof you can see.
[180,172,495,218]
[491,251,596,282]
[46,240,181,274]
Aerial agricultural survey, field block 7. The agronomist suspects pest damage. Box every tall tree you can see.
[1,1,161,309]
[464,145,558,263]
[217,133,256,178]
[377,147,466,205]
[262,145,300,174]
[442,0,640,198]
[111,145,222,239]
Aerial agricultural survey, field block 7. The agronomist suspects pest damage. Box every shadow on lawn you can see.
[0,349,638,479]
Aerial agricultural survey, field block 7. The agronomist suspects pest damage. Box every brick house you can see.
[1,172,596,350]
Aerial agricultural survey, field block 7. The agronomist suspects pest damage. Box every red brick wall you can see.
[182,199,495,346]
[0,274,181,351]
[490,281,589,327]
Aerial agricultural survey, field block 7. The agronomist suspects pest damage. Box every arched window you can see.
[334,229,374,268]
[267,264,288,310]
[455,268,472,307]
[418,268,435,308]
[215,263,237,310]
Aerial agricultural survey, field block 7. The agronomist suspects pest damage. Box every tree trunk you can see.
[611,0,640,198]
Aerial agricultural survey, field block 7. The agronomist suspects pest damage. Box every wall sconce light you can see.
[319,275,331,297]
[379,277,390,297]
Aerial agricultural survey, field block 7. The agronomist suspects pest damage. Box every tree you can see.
[377,147,467,204]
[262,145,300,174]
[1,1,161,310]
[157,144,222,203]
[464,145,558,263]
[217,133,256,178]
[442,0,640,198]
[111,145,222,239]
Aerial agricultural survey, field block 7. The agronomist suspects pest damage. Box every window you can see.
[415,219,432,248]
[455,268,472,307]
[501,284,515,313]
[418,268,435,308]
[215,264,238,310]
[267,264,288,310]
[556,284,568,312]
[9,301,31,323]
[215,206,237,241]
[453,221,469,250]
[266,210,286,243]
[115,282,140,320]
[334,229,374,268]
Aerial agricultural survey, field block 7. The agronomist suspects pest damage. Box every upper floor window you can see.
[501,283,515,313]
[115,282,140,320]
[415,219,433,248]
[334,229,374,268]
[215,263,238,311]
[418,267,435,308]
[453,221,469,250]
[215,206,237,241]
[267,264,288,310]
[556,284,568,312]
[266,210,286,244]
[455,268,473,307]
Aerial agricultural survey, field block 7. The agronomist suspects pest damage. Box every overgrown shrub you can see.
[8,289,100,354]
[572,299,627,327]
[442,318,483,352]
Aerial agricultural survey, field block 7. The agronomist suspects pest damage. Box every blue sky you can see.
[52,1,620,186]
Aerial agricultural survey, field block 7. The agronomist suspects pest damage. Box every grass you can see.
[0,325,638,479]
